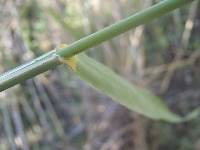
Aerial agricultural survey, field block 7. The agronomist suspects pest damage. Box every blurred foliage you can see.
[0,0,200,150]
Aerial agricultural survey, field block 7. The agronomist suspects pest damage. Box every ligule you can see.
[59,56,77,71]
[57,44,77,71]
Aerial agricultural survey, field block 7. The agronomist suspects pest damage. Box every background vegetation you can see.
[0,0,200,149]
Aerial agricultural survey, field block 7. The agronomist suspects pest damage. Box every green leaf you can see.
[65,54,199,123]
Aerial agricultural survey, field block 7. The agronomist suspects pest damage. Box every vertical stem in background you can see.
[28,80,53,141]
[34,79,66,140]
[129,1,152,149]
[181,0,199,50]
[11,98,30,150]
[20,97,37,123]
[112,0,127,72]
[2,105,17,150]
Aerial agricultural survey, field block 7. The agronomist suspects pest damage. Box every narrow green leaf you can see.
[62,54,199,123]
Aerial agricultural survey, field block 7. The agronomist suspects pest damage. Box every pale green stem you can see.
[0,0,195,91]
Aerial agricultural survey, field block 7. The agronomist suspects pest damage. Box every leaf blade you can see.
[75,54,181,122]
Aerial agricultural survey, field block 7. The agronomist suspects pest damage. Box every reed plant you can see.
[0,0,197,122]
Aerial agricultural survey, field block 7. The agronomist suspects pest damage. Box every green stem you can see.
[0,0,194,92]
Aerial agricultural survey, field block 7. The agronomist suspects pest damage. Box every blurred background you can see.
[0,0,200,149]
